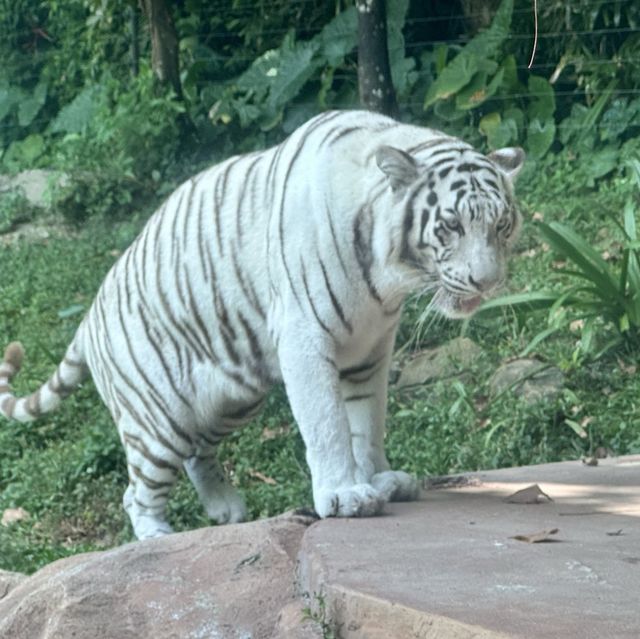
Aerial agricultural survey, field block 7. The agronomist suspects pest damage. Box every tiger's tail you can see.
[0,339,88,423]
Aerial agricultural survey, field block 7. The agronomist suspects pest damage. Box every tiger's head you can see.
[376,141,525,319]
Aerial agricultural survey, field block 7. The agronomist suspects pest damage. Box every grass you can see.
[1,159,639,574]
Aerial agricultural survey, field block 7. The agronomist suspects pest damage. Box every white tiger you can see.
[0,110,524,539]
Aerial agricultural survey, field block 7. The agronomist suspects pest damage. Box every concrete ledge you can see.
[298,456,640,638]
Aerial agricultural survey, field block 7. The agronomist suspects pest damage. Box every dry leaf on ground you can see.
[511,528,559,543]
[248,470,277,485]
[606,529,624,536]
[504,484,553,504]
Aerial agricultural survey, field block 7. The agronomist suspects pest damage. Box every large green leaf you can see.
[17,81,47,128]
[424,0,513,108]
[424,54,479,106]
[477,291,564,316]
[317,6,357,67]
[434,98,468,122]
[387,0,415,95]
[0,82,25,122]
[583,148,619,181]
[526,118,556,158]
[265,41,321,112]
[527,75,555,120]
[50,85,104,134]
[456,67,504,110]
[621,201,640,325]
[479,112,518,149]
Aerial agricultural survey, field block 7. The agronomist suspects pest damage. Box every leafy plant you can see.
[302,593,338,639]
[208,7,360,132]
[418,0,558,158]
[481,188,640,355]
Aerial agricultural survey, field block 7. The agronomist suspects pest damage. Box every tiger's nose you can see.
[468,267,501,292]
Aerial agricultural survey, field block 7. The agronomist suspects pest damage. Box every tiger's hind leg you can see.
[184,447,247,525]
[119,421,184,539]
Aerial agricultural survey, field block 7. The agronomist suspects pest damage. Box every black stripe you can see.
[221,396,265,421]
[319,258,352,333]
[325,204,349,277]
[26,389,41,416]
[219,366,260,394]
[123,432,173,468]
[112,287,194,449]
[277,138,309,309]
[457,161,493,173]
[300,258,332,335]
[115,383,187,460]
[231,249,266,319]
[129,463,176,490]
[169,187,187,264]
[353,208,382,304]
[184,275,218,362]
[237,311,263,364]
[406,138,453,155]
[325,125,360,148]
[236,154,262,242]
[181,177,198,258]
[399,189,423,265]
[48,370,76,398]
[339,357,384,383]
[1,396,16,417]
[213,165,227,257]
[196,187,211,284]
[137,304,191,408]
[344,393,375,402]
[419,207,430,244]
[438,166,454,179]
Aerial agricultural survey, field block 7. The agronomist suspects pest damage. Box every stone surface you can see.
[299,456,640,639]
[490,358,564,403]
[272,601,324,639]
[0,510,319,639]
[2,458,639,638]
[0,570,26,601]
[396,337,483,389]
[0,170,67,208]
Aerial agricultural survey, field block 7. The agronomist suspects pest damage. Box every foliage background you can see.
[0,0,639,573]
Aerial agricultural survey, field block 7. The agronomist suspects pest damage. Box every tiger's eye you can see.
[444,219,462,233]
[496,218,510,233]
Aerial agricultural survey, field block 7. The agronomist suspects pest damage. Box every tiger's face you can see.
[377,143,525,319]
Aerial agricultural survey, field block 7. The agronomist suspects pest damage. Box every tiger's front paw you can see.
[371,470,421,502]
[314,483,385,518]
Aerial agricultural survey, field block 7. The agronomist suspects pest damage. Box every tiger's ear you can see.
[487,147,526,181]
[376,145,418,191]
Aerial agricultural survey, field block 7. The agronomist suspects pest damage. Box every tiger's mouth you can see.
[435,290,484,319]
[454,294,483,315]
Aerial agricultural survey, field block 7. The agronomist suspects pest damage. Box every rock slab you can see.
[299,456,640,639]
[2,458,639,638]
[0,511,321,639]
[396,337,483,389]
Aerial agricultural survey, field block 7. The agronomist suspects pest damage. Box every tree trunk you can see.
[129,4,140,77]
[460,0,501,35]
[356,0,398,118]
[140,0,182,97]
